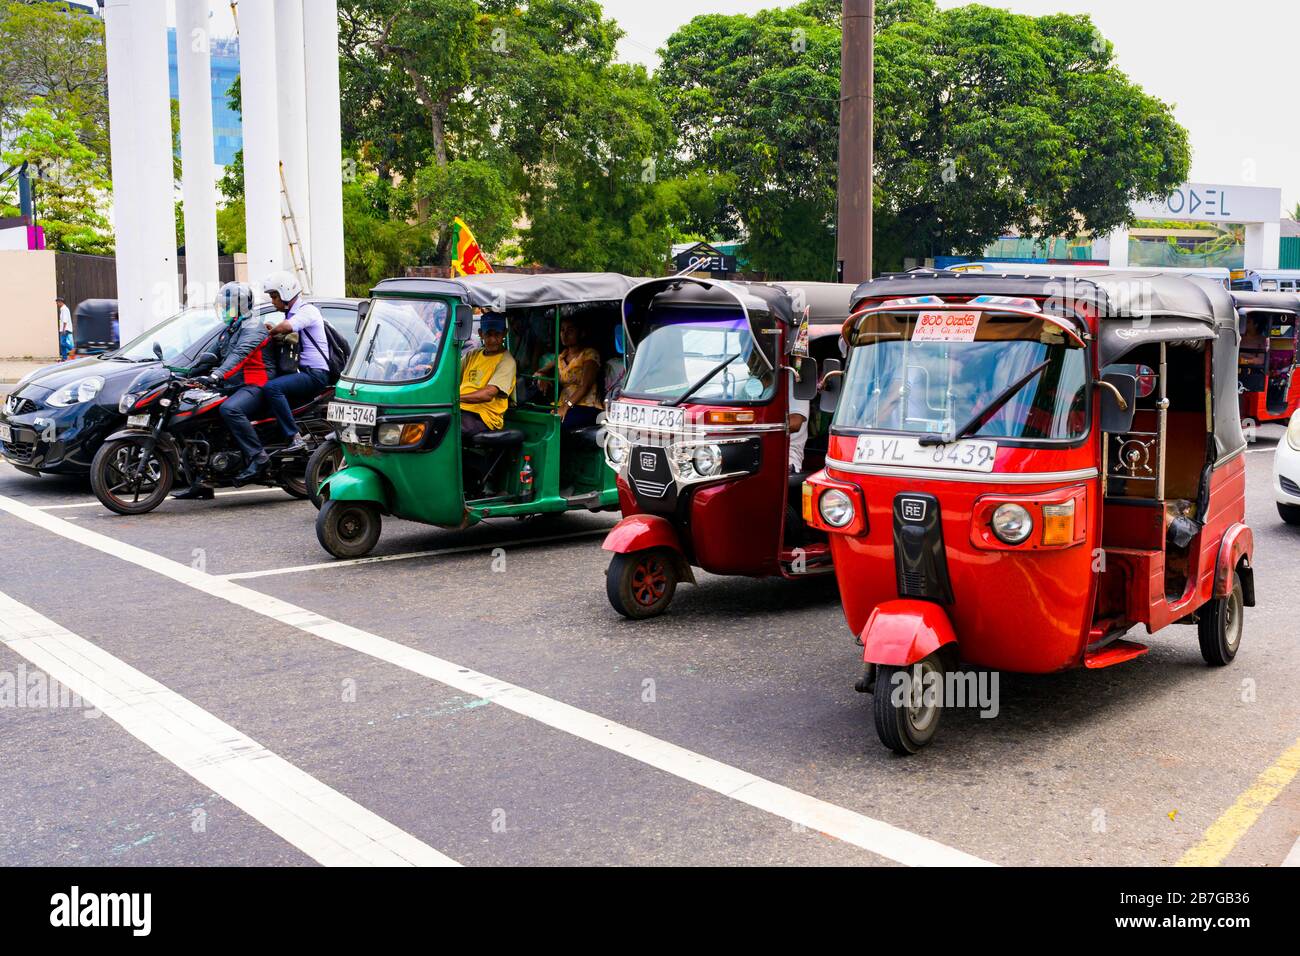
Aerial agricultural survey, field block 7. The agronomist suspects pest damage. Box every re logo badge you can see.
[639,452,656,471]
[901,498,927,522]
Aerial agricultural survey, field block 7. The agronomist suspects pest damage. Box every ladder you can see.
[279,161,313,295]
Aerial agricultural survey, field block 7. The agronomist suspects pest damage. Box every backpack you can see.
[303,321,352,385]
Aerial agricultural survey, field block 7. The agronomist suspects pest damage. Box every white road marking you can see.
[0,492,991,867]
[222,529,608,580]
[1283,835,1300,867]
[0,589,457,867]
[36,488,283,511]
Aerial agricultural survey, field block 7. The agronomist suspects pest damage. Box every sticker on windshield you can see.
[912,311,981,343]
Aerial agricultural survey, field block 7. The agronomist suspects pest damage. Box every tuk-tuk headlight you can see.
[991,503,1033,544]
[819,489,855,528]
[48,376,104,407]
[376,422,427,447]
[606,432,628,465]
[692,444,723,477]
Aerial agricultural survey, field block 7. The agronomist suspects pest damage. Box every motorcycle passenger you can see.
[191,282,281,489]
[261,270,331,454]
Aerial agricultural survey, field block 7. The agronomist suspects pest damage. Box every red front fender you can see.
[1215,523,1255,605]
[603,514,695,583]
[861,600,959,667]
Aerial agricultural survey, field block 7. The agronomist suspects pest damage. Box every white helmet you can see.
[261,270,302,303]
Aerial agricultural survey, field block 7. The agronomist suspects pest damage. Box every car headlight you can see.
[48,376,104,407]
[819,489,855,528]
[991,503,1034,544]
[692,444,723,477]
[1288,412,1300,452]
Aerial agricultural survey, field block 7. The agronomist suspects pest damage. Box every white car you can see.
[1275,411,1300,525]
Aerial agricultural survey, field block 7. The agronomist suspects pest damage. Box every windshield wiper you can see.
[918,360,1051,446]
[666,352,740,407]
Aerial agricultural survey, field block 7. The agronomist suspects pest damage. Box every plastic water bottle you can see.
[518,455,535,501]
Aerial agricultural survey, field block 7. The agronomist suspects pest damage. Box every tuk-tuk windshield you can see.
[838,311,1089,440]
[346,297,450,383]
[114,308,224,363]
[622,315,775,404]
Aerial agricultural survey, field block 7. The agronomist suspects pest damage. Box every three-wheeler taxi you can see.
[802,270,1255,753]
[601,277,855,617]
[315,272,638,558]
[1233,291,1300,424]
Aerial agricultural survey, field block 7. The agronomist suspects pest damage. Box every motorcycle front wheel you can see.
[91,438,174,516]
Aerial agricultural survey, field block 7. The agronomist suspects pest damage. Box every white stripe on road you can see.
[1283,835,1300,867]
[0,589,457,867]
[36,488,284,511]
[221,529,608,580]
[0,492,990,867]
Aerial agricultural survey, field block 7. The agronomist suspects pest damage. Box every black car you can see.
[0,297,362,477]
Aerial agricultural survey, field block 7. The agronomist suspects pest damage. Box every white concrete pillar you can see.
[104,0,180,341]
[238,0,285,288]
[1108,227,1130,268]
[303,0,346,297]
[176,0,220,307]
[1244,222,1281,270]
[274,0,311,289]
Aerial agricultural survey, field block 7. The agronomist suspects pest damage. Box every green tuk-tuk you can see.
[315,272,638,558]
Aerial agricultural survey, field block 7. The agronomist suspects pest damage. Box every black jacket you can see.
[212,318,279,389]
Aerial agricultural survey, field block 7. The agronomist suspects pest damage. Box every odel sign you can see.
[1130,182,1281,224]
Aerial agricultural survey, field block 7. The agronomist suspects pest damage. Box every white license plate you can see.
[327,402,377,426]
[0,423,10,442]
[853,435,997,473]
[126,414,151,428]
[606,401,684,431]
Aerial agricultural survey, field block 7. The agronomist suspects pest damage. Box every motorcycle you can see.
[90,346,334,515]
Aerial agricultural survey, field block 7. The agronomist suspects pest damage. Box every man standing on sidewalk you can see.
[56,296,73,361]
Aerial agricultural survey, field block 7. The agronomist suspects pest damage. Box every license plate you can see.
[126,414,151,428]
[0,423,9,442]
[606,401,684,432]
[852,435,997,473]
[327,402,377,426]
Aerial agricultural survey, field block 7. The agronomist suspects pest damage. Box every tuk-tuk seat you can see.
[569,426,603,449]
[467,428,526,448]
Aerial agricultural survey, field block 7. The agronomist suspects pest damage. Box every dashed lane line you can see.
[0,589,457,867]
[0,492,991,867]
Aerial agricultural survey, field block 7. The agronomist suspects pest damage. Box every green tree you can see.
[658,0,1192,276]
[1,98,112,253]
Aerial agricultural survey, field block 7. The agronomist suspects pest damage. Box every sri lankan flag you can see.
[450,217,494,276]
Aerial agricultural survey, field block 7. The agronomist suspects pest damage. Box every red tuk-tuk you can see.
[1233,291,1300,424]
[601,278,853,618]
[803,271,1254,753]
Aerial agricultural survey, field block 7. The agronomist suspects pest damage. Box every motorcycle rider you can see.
[261,270,331,453]
[173,281,280,497]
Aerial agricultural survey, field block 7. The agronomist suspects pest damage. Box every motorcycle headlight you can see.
[1288,412,1300,452]
[48,376,104,407]
[692,444,723,477]
[119,392,140,414]
[819,489,855,528]
[991,503,1034,545]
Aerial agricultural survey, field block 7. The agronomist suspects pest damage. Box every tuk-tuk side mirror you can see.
[1098,372,1138,434]
[792,355,817,401]
[454,303,474,342]
[356,300,369,333]
[820,358,844,414]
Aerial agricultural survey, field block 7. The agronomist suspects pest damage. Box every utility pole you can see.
[836,0,874,284]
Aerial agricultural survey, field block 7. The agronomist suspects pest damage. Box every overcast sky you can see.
[187,1,1298,213]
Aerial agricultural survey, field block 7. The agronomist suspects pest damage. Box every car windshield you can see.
[345,297,450,383]
[622,315,775,404]
[112,308,225,363]
[837,311,1089,441]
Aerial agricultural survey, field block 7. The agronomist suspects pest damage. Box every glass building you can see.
[166,28,242,167]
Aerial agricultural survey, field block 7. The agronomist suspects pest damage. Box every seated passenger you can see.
[789,374,810,473]
[460,314,516,437]
[533,318,601,431]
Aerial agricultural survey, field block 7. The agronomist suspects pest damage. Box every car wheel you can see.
[1278,502,1300,525]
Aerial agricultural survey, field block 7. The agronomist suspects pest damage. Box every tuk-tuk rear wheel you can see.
[606,548,677,620]
[1198,572,1243,666]
[873,657,945,755]
[316,499,382,560]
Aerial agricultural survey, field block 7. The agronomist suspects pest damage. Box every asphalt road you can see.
[0,429,1296,867]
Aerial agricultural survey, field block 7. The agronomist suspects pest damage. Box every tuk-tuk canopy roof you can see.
[1230,290,1300,313]
[624,277,856,327]
[74,298,118,319]
[850,270,1246,462]
[371,272,640,310]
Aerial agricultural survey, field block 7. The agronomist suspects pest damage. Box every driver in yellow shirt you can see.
[460,313,516,435]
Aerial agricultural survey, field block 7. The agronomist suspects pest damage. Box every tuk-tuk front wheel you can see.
[316,499,381,559]
[1198,572,1244,666]
[873,656,945,755]
[606,548,678,619]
